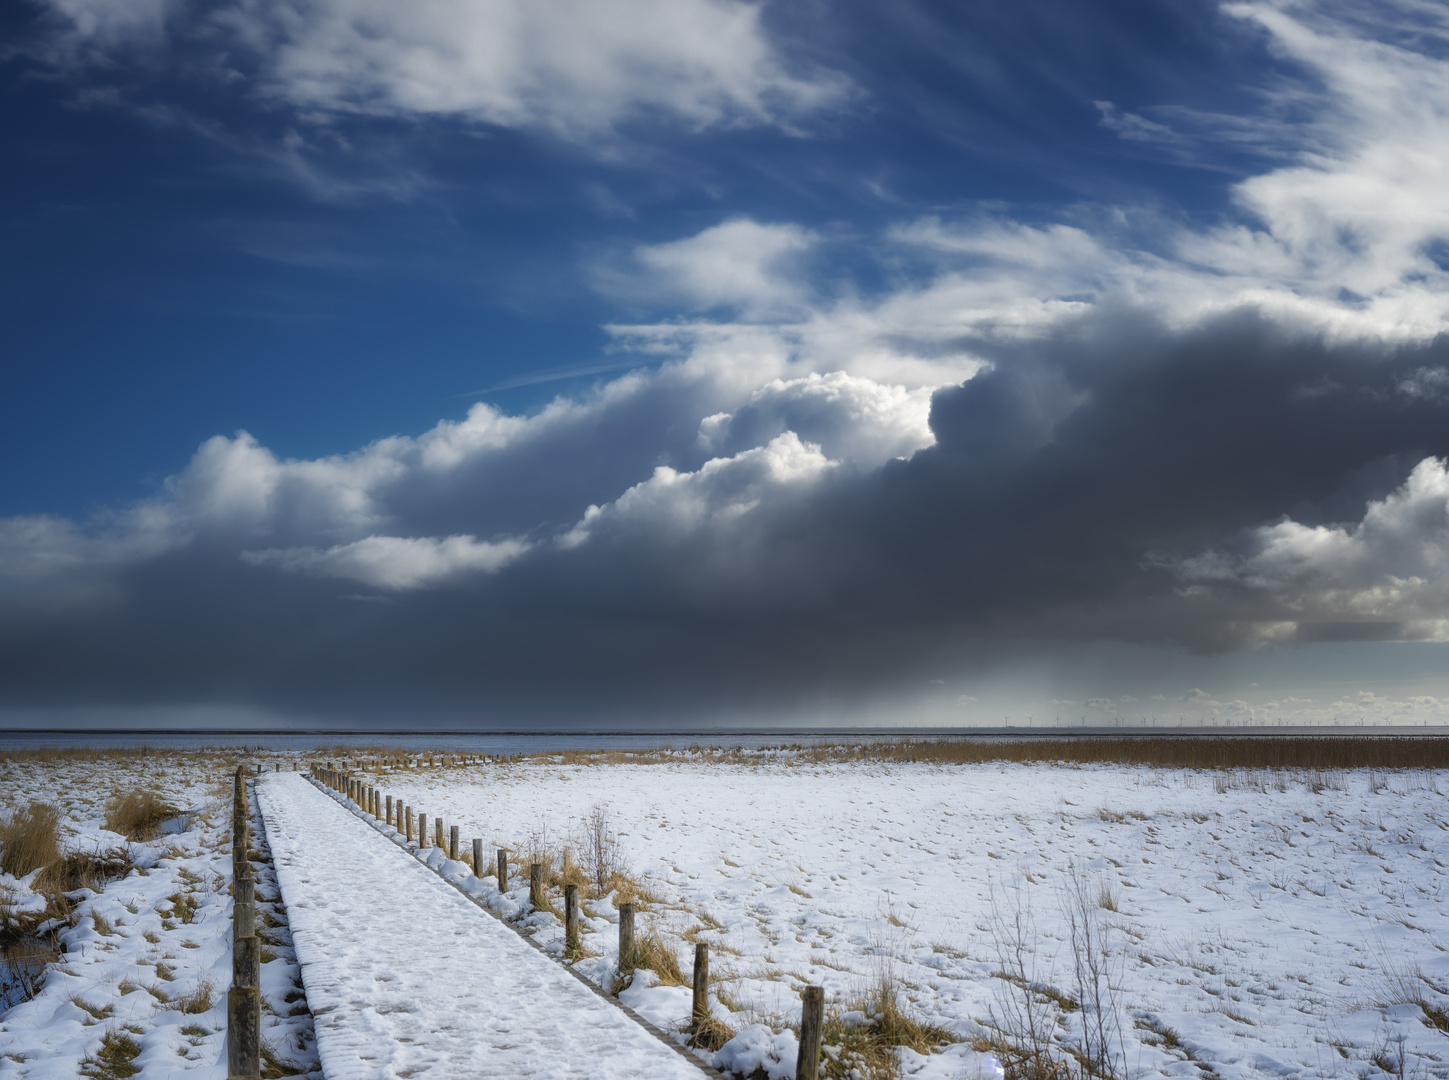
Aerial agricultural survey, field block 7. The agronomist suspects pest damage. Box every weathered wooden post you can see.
[403,806,412,841]
[618,902,635,977]
[529,862,544,910]
[565,883,580,956]
[435,818,444,850]
[692,943,709,1031]
[227,983,261,1079]
[232,877,255,941]
[227,796,261,1080]
[419,813,428,848]
[449,825,459,861]
[473,838,484,876]
[233,929,260,989]
[496,849,508,890]
[796,986,824,1080]
[385,795,393,824]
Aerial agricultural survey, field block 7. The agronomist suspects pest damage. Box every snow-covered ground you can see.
[361,754,1449,1080]
[6,749,1448,1079]
[0,754,318,1079]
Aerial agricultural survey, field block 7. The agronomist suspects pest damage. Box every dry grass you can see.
[104,790,176,842]
[615,929,687,993]
[70,994,114,1021]
[0,803,61,879]
[687,1011,737,1052]
[517,736,1449,772]
[79,1029,142,1079]
[259,1040,309,1078]
[818,969,954,1080]
[167,979,214,1015]
[1363,949,1449,1032]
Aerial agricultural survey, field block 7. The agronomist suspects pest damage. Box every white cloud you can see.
[242,534,529,589]
[1173,457,1449,640]
[696,371,934,463]
[562,430,834,548]
[624,219,818,318]
[34,0,848,139]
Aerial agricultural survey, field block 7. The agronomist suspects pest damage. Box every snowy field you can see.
[4,747,1448,1080]
[0,753,318,1079]
[359,753,1449,1080]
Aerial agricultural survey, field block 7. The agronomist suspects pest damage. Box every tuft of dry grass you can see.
[70,995,114,1021]
[167,892,198,925]
[259,1040,308,1078]
[615,929,687,993]
[687,1011,737,1052]
[1096,881,1119,913]
[104,791,176,842]
[0,803,61,879]
[819,971,954,1080]
[79,1029,142,1079]
[167,979,214,1015]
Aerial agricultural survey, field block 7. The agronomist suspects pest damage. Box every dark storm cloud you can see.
[3,308,1447,725]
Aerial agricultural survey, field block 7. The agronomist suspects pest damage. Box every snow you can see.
[8,749,1449,1079]
[368,755,1449,1079]
[0,754,318,1079]
[254,771,714,1080]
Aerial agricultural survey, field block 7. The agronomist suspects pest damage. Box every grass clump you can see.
[260,1040,308,1078]
[688,1011,737,1052]
[614,929,687,993]
[79,1030,141,1078]
[104,791,176,842]
[821,967,955,1079]
[167,893,197,925]
[69,995,114,1021]
[0,803,61,880]
[167,979,214,1015]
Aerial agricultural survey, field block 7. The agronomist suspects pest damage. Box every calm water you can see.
[1,725,1439,756]
[0,730,974,755]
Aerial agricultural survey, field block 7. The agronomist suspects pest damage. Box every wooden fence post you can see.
[497,849,508,890]
[436,818,445,851]
[473,838,484,876]
[692,943,709,1030]
[565,884,580,956]
[796,985,824,1080]
[529,862,544,910]
[226,985,261,1079]
[618,902,635,977]
[418,813,428,848]
[404,807,412,842]
[449,825,459,861]
[228,768,261,1080]
[386,795,392,824]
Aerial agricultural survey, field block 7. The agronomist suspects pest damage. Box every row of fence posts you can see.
[309,764,826,1080]
[227,766,261,1079]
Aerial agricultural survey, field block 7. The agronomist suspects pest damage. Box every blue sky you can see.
[3,0,1449,729]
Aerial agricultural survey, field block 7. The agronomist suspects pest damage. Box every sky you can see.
[3,0,1449,731]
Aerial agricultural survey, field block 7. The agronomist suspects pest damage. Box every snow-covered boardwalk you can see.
[254,772,711,1080]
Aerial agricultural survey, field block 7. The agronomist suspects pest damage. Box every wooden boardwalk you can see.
[255,772,714,1080]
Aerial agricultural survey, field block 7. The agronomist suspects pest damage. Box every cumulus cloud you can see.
[25,0,848,139]
[562,431,834,549]
[1171,457,1449,641]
